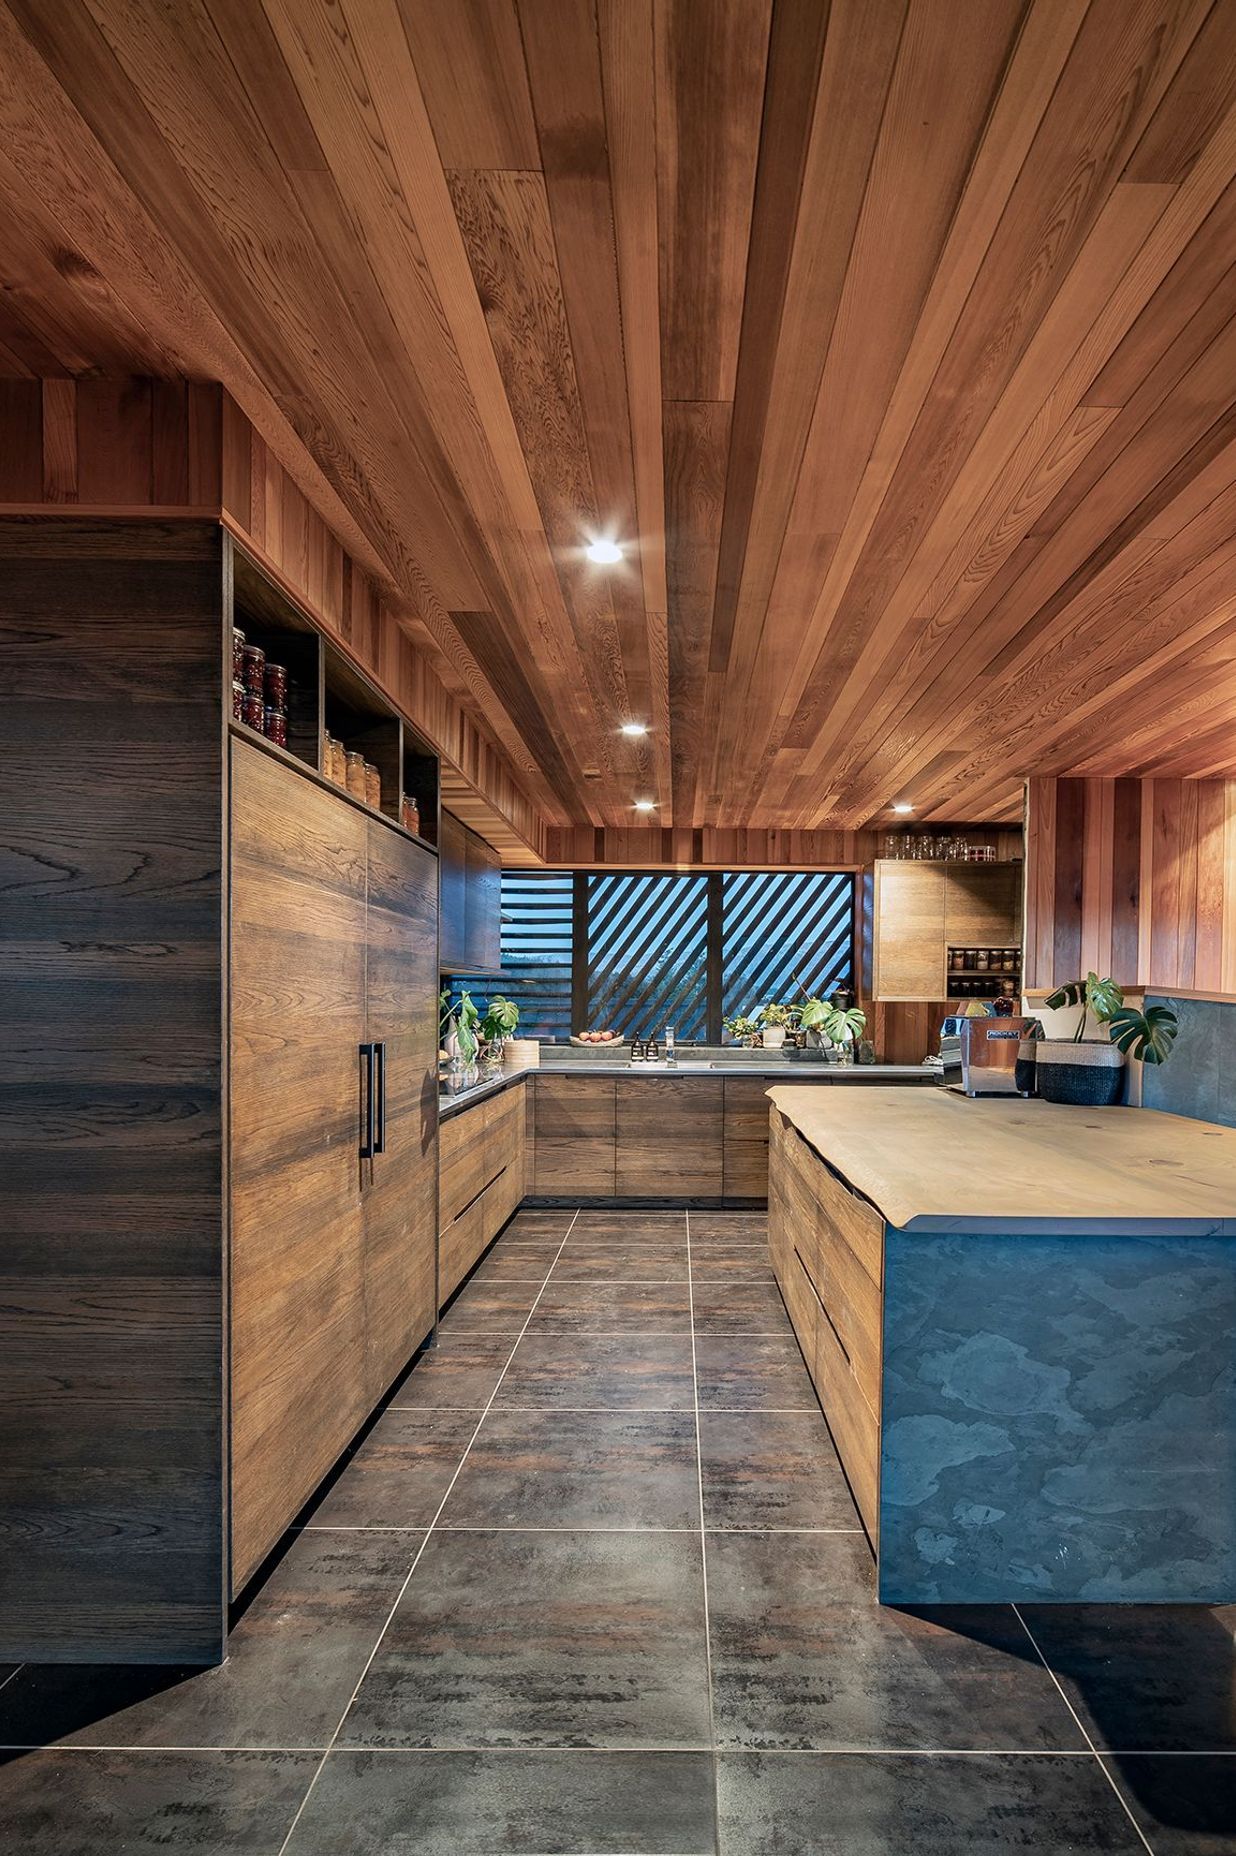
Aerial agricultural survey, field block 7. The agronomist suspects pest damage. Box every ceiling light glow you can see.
[585,538,623,564]
[634,799,657,812]
[620,721,649,737]
[892,802,914,815]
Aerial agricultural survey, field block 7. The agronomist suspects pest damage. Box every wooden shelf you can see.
[227,721,438,853]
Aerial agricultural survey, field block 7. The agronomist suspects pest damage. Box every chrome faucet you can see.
[664,1024,676,1067]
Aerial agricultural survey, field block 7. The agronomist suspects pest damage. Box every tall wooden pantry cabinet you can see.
[0,517,440,1662]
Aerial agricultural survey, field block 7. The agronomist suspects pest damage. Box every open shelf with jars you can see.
[227,539,440,853]
[947,945,1021,1002]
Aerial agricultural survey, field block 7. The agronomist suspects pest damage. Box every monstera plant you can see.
[1044,974,1179,1064]
[1036,973,1178,1106]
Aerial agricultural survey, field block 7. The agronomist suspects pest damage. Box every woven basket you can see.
[1034,1039,1125,1106]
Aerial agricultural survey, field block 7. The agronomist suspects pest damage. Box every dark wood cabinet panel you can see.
[533,1076,616,1195]
[615,1078,723,1197]
[0,518,227,1662]
[438,1085,527,1303]
[722,1078,772,1198]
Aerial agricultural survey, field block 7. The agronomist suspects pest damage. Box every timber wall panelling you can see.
[1024,774,1236,995]
[0,377,545,864]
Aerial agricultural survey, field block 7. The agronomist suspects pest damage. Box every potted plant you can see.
[480,995,520,1073]
[759,1001,792,1050]
[1038,973,1178,1105]
[800,998,868,1064]
[441,987,481,1076]
[723,1013,759,1048]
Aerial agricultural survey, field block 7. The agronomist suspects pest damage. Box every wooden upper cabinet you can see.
[872,863,946,1000]
[945,863,1022,947]
[466,828,502,970]
[438,809,502,972]
[439,809,469,970]
[873,861,1023,1001]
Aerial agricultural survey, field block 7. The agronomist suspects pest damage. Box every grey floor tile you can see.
[530,1281,693,1332]
[699,1410,860,1530]
[707,1532,1086,1752]
[392,1335,515,1411]
[472,1241,563,1282]
[1019,1604,1236,1751]
[1106,1752,1236,1852]
[0,1532,417,1750]
[551,1241,690,1281]
[306,1409,478,1529]
[572,1211,689,1242]
[287,1748,717,1854]
[438,1280,545,1333]
[0,1749,319,1856]
[689,1245,773,1281]
[498,1210,579,1241]
[495,1332,696,1410]
[440,1409,700,1529]
[340,1529,712,1749]
[695,1334,818,1411]
[691,1281,789,1334]
[689,1216,768,1245]
[715,1751,1146,1854]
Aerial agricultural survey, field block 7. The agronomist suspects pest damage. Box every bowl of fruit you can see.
[570,1029,624,1046]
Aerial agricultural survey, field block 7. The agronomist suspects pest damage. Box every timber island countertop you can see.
[768,1084,1236,1235]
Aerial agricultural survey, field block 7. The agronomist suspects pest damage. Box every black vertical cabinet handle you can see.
[359,1041,376,1159]
[374,1041,387,1154]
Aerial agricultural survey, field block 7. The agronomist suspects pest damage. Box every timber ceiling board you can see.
[2,0,1236,833]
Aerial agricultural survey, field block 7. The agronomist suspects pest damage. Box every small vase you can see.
[832,1041,853,1067]
[762,1026,787,1050]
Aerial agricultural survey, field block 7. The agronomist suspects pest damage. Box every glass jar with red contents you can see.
[232,628,247,682]
[242,643,265,694]
[232,680,245,722]
[263,707,288,748]
[264,662,288,712]
[242,691,265,731]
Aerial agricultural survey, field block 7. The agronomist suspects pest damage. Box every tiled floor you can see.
[1,1207,1234,1853]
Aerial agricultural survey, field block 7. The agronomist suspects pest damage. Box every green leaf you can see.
[1107,1004,1178,1064]
[1044,981,1087,1009]
[1085,974,1124,1023]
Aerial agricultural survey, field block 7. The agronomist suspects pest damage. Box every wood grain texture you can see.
[0,517,225,1662]
[1,3,1235,835]
[531,1075,616,1196]
[1023,772,1236,994]
[614,1076,724,1198]
[438,1085,525,1303]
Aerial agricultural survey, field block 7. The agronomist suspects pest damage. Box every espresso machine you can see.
[954,1014,1038,1096]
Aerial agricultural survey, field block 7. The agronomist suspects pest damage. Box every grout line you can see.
[1011,1605,1154,1855]
[0,1741,1217,1758]
[441,1328,791,1339]
[274,1210,582,1856]
[0,1667,22,1700]
[389,1405,824,1415]
[685,1206,723,1856]
[299,1524,866,1535]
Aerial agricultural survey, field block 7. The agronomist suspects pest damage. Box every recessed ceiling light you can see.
[892,802,914,815]
[585,538,623,565]
[634,799,657,813]
[620,721,649,737]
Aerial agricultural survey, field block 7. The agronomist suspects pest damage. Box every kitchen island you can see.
[767,1085,1236,1604]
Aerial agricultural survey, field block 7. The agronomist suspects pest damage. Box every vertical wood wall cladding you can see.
[1024,776,1236,994]
[0,517,226,1661]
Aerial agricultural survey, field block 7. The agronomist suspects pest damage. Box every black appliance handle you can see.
[374,1041,387,1154]
[360,1042,375,1159]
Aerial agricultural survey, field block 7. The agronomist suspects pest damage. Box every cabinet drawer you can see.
[440,1197,485,1304]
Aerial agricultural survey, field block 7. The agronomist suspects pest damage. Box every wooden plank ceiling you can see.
[2,0,1236,832]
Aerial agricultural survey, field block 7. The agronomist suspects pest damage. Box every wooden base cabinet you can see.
[615,1078,723,1196]
[229,741,439,1591]
[768,1108,883,1541]
[532,1076,616,1195]
[438,1086,526,1304]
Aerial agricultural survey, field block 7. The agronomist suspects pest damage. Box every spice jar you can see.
[232,679,245,722]
[326,735,346,786]
[346,749,367,798]
[364,761,381,809]
[264,662,288,712]
[242,643,265,694]
[242,690,265,731]
[232,627,247,681]
[264,707,288,748]
[401,794,421,836]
